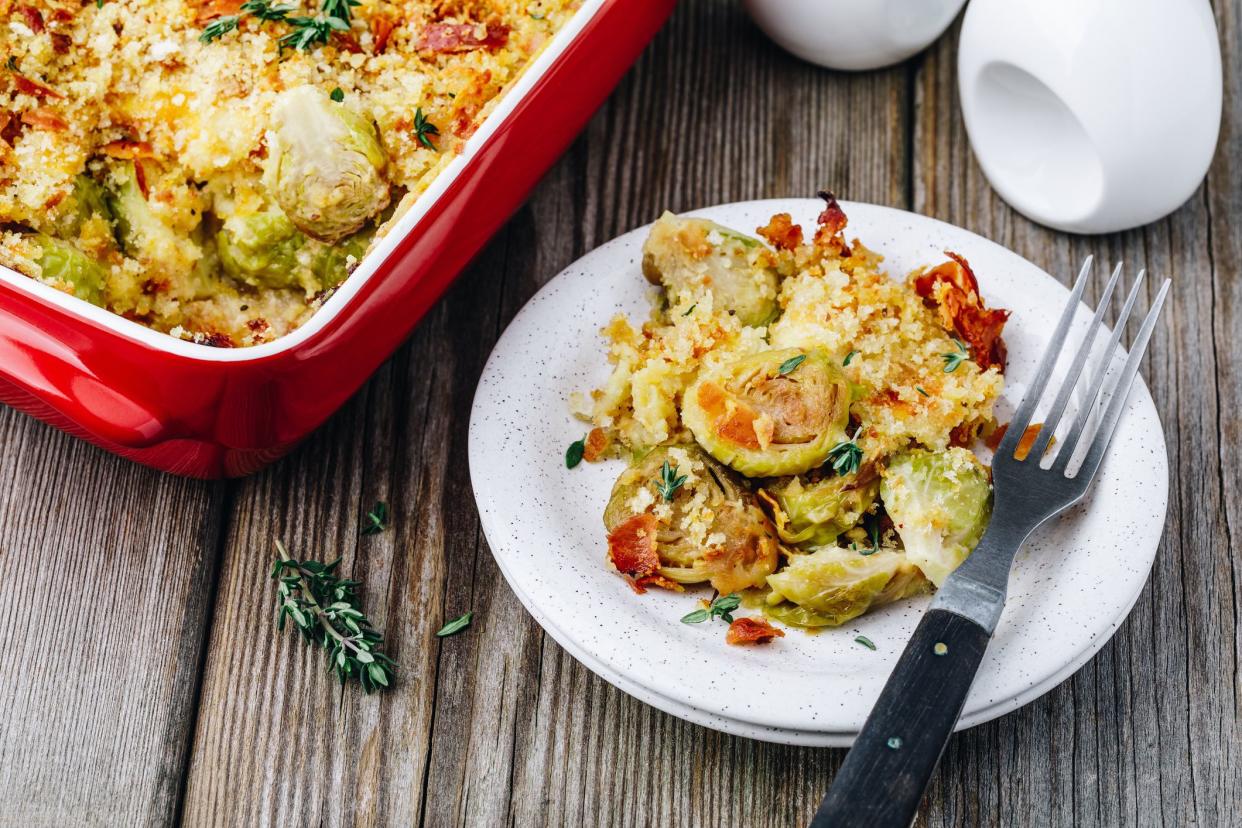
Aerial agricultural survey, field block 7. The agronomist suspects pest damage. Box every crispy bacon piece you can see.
[194,0,244,24]
[11,73,62,99]
[813,190,851,256]
[726,617,784,646]
[101,139,156,160]
[17,5,45,33]
[202,332,235,348]
[985,422,1048,461]
[20,107,67,131]
[50,33,71,53]
[756,213,803,251]
[133,159,149,199]
[582,427,610,463]
[913,252,1010,371]
[417,21,509,54]
[372,13,397,54]
[606,513,679,594]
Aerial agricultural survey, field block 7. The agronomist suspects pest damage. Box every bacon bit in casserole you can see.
[202,332,235,348]
[813,190,851,256]
[17,5,45,33]
[194,0,244,25]
[102,139,157,160]
[133,159,149,199]
[11,73,62,99]
[372,13,397,53]
[50,32,72,54]
[756,212,803,251]
[582,427,610,462]
[986,422,1049,461]
[726,617,784,646]
[20,107,67,131]
[417,21,509,54]
[913,252,1010,371]
[606,512,678,594]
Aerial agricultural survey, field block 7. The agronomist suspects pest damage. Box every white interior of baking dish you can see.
[0,0,607,364]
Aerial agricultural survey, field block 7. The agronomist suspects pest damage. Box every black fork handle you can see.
[810,609,992,828]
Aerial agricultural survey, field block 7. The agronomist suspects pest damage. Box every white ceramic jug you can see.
[958,0,1222,234]
[743,0,967,71]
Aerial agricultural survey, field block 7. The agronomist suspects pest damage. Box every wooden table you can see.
[2,3,1238,825]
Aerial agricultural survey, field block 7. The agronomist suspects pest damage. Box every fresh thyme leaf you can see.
[329,86,344,102]
[436,612,473,637]
[942,338,971,373]
[272,540,396,693]
[280,15,348,51]
[656,460,687,501]
[681,303,696,316]
[361,501,388,535]
[566,437,586,469]
[826,430,862,477]
[413,107,440,150]
[680,593,741,625]
[242,0,294,21]
[854,635,876,651]
[199,15,240,43]
[916,386,929,397]
[778,354,806,375]
[842,350,857,367]
[321,0,361,21]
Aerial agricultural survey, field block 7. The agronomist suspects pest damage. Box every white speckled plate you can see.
[468,199,1168,746]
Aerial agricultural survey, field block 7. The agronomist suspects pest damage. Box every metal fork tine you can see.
[1071,279,1170,483]
[1052,268,1147,473]
[1027,261,1123,461]
[997,256,1093,459]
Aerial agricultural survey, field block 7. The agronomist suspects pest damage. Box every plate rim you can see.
[469,197,1169,742]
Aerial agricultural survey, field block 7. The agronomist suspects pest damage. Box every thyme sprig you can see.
[681,593,741,625]
[361,501,388,535]
[413,107,440,150]
[826,428,863,476]
[272,540,396,693]
[656,460,687,501]
[942,338,971,373]
[200,0,356,51]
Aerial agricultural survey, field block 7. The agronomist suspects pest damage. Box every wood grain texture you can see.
[1,1,1238,826]
[0,410,225,827]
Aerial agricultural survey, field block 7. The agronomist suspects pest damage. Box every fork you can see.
[810,258,1170,828]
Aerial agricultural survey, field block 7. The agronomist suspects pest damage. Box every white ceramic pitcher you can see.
[958,0,1222,234]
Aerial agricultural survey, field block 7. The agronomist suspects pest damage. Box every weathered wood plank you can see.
[0,411,224,827]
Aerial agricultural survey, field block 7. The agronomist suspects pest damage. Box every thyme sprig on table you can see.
[272,540,396,692]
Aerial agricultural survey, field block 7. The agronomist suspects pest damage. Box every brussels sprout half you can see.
[681,348,851,478]
[765,547,930,628]
[104,161,182,259]
[265,85,390,244]
[216,211,305,290]
[56,175,113,240]
[642,213,779,327]
[35,235,106,305]
[603,445,779,594]
[764,474,879,548]
[879,447,993,587]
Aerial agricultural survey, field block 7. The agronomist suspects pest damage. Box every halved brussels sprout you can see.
[57,175,112,239]
[879,447,992,587]
[763,474,879,548]
[105,161,181,258]
[265,85,390,244]
[35,235,106,305]
[681,348,850,478]
[312,224,374,290]
[603,445,779,594]
[216,211,305,290]
[765,548,930,627]
[642,212,779,327]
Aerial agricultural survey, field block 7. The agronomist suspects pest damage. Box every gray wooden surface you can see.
[1,2,1238,826]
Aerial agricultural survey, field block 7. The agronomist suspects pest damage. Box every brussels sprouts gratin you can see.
[0,0,574,346]
[573,196,1013,644]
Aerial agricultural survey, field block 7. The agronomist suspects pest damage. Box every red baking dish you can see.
[0,0,675,478]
